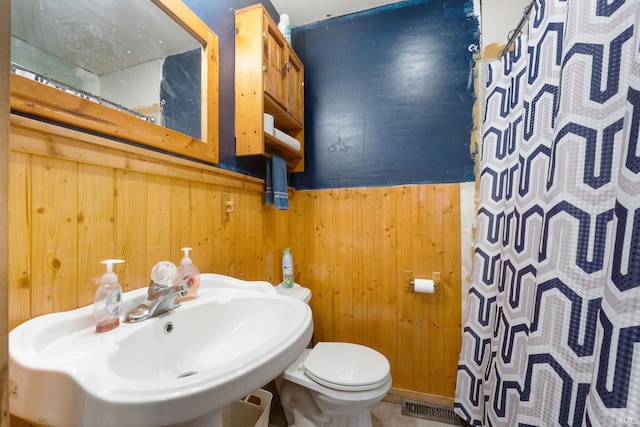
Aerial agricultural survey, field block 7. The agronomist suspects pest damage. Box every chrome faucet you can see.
[124,261,192,323]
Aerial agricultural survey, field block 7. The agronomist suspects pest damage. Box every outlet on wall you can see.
[222,192,234,221]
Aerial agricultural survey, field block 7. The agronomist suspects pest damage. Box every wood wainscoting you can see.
[289,184,462,399]
[8,115,465,424]
[8,114,291,330]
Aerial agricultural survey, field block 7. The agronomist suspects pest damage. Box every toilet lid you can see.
[303,342,390,391]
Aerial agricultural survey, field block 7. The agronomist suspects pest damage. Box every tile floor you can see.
[269,399,454,427]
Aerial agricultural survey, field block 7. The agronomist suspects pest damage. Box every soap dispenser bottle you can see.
[94,259,124,333]
[175,247,200,302]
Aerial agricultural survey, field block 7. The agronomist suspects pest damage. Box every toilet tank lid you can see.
[303,342,390,390]
[275,282,312,303]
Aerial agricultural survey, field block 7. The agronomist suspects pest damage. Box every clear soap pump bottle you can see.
[175,247,200,302]
[94,259,124,333]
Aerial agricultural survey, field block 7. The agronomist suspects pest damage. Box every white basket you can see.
[222,388,272,427]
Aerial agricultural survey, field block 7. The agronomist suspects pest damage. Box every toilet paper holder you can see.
[404,270,441,293]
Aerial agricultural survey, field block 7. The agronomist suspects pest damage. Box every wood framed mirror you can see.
[9,0,219,163]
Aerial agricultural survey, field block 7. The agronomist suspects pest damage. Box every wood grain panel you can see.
[442,184,462,397]
[425,185,444,395]
[189,181,216,273]
[77,163,116,307]
[169,177,192,260]
[146,175,173,265]
[30,156,79,316]
[409,185,429,392]
[394,185,414,387]
[1,0,9,422]
[234,189,254,279]
[8,152,31,330]
[289,183,462,397]
[8,155,286,329]
[115,169,148,291]
[8,119,464,425]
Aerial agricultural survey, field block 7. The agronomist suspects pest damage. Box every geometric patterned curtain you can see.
[455,0,640,424]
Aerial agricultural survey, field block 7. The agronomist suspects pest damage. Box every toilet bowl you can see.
[275,284,392,427]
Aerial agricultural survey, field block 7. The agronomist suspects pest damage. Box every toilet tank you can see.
[275,283,312,303]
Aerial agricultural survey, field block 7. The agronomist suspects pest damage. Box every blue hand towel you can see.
[271,154,289,210]
[265,157,274,205]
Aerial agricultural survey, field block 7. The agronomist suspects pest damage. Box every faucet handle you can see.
[151,261,178,288]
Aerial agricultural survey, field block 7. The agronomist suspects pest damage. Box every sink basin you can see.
[9,273,313,427]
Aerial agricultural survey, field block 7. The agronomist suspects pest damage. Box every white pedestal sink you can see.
[9,273,314,427]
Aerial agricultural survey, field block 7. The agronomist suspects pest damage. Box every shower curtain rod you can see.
[499,1,536,58]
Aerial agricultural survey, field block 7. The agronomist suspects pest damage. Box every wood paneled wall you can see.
[289,185,462,400]
[8,116,464,425]
[1,0,10,425]
[8,116,291,330]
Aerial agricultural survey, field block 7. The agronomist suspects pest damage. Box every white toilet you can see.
[275,284,392,427]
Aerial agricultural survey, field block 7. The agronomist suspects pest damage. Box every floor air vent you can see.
[401,399,466,425]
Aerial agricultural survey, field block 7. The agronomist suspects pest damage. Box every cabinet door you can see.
[263,16,286,107]
[285,52,304,123]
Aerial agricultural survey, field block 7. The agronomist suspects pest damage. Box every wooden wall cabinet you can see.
[235,4,304,172]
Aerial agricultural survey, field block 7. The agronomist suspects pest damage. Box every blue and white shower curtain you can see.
[455,0,640,425]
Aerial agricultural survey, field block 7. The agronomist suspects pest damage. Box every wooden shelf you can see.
[264,132,303,171]
[235,4,305,172]
[265,93,303,132]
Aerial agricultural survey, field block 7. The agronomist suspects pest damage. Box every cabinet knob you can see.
[263,66,268,73]
[262,31,267,39]
[284,61,292,70]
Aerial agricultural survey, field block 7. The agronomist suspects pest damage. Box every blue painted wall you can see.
[161,49,201,139]
[291,0,478,189]
[182,0,478,189]
[182,0,279,178]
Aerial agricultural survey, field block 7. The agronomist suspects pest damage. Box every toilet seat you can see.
[303,342,390,391]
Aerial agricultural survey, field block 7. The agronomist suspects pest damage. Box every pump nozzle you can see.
[100,259,124,283]
[180,247,193,265]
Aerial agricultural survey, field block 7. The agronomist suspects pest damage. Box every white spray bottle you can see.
[282,247,294,288]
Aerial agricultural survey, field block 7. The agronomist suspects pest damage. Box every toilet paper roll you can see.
[414,278,435,294]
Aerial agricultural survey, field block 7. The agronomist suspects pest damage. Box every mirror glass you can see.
[10,0,203,139]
